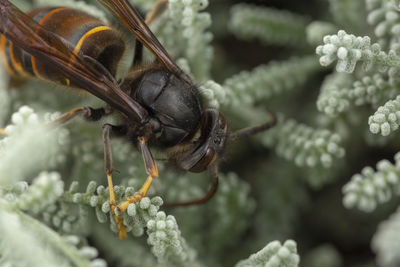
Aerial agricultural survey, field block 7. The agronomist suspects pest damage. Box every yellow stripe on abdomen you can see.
[73,26,112,54]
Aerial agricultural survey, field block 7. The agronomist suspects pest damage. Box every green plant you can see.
[3,0,400,267]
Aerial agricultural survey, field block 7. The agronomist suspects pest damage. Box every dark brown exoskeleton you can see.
[0,0,276,239]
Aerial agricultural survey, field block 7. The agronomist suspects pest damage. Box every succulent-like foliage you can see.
[343,152,400,212]
[235,240,300,267]
[369,95,400,136]
[146,212,195,265]
[229,4,309,46]
[316,72,354,116]
[372,207,400,267]
[306,21,338,46]
[328,0,366,31]
[223,56,320,106]
[316,30,397,73]
[0,200,96,267]
[0,106,69,185]
[261,116,345,170]
[366,0,400,50]
[151,0,213,81]
[3,0,400,266]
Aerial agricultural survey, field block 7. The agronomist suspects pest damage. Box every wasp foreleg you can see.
[103,124,127,239]
[117,136,158,213]
[50,106,112,126]
[0,106,111,136]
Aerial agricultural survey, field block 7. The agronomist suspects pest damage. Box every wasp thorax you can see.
[129,69,203,148]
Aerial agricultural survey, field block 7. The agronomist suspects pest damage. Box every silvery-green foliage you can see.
[207,173,256,255]
[366,0,400,50]
[316,30,396,73]
[200,56,319,111]
[372,207,400,267]
[317,72,354,116]
[147,212,195,265]
[301,244,342,267]
[229,4,309,46]
[306,21,338,46]
[0,55,9,125]
[349,73,399,107]
[90,224,160,267]
[15,172,64,213]
[235,240,300,267]
[343,152,400,212]
[8,0,31,10]
[61,180,164,238]
[317,71,400,117]
[223,56,320,106]
[62,235,107,267]
[257,115,346,188]
[7,0,400,266]
[129,0,158,12]
[391,0,400,11]
[152,0,212,81]
[0,106,69,186]
[261,116,345,170]
[369,95,400,136]
[328,0,366,31]
[0,200,92,267]
[314,1,400,263]
[200,80,231,109]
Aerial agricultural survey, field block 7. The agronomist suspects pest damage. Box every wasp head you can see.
[176,109,228,173]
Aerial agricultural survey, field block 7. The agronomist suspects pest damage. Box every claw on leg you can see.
[107,170,127,239]
[50,106,111,127]
[117,174,155,213]
[118,137,158,213]
[49,107,88,126]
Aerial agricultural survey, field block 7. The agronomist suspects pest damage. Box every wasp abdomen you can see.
[0,7,125,84]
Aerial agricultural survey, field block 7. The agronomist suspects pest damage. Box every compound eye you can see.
[189,148,216,173]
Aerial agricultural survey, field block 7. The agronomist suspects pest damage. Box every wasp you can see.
[0,0,276,238]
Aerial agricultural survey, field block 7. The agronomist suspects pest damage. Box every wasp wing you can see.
[0,0,149,123]
[99,0,192,83]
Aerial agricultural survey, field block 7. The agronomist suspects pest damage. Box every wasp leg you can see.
[0,107,110,135]
[0,106,111,134]
[165,164,219,207]
[50,106,112,126]
[229,110,277,141]
[146,0,168,25]
[117,136,158,213]
[103,124,127,239]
